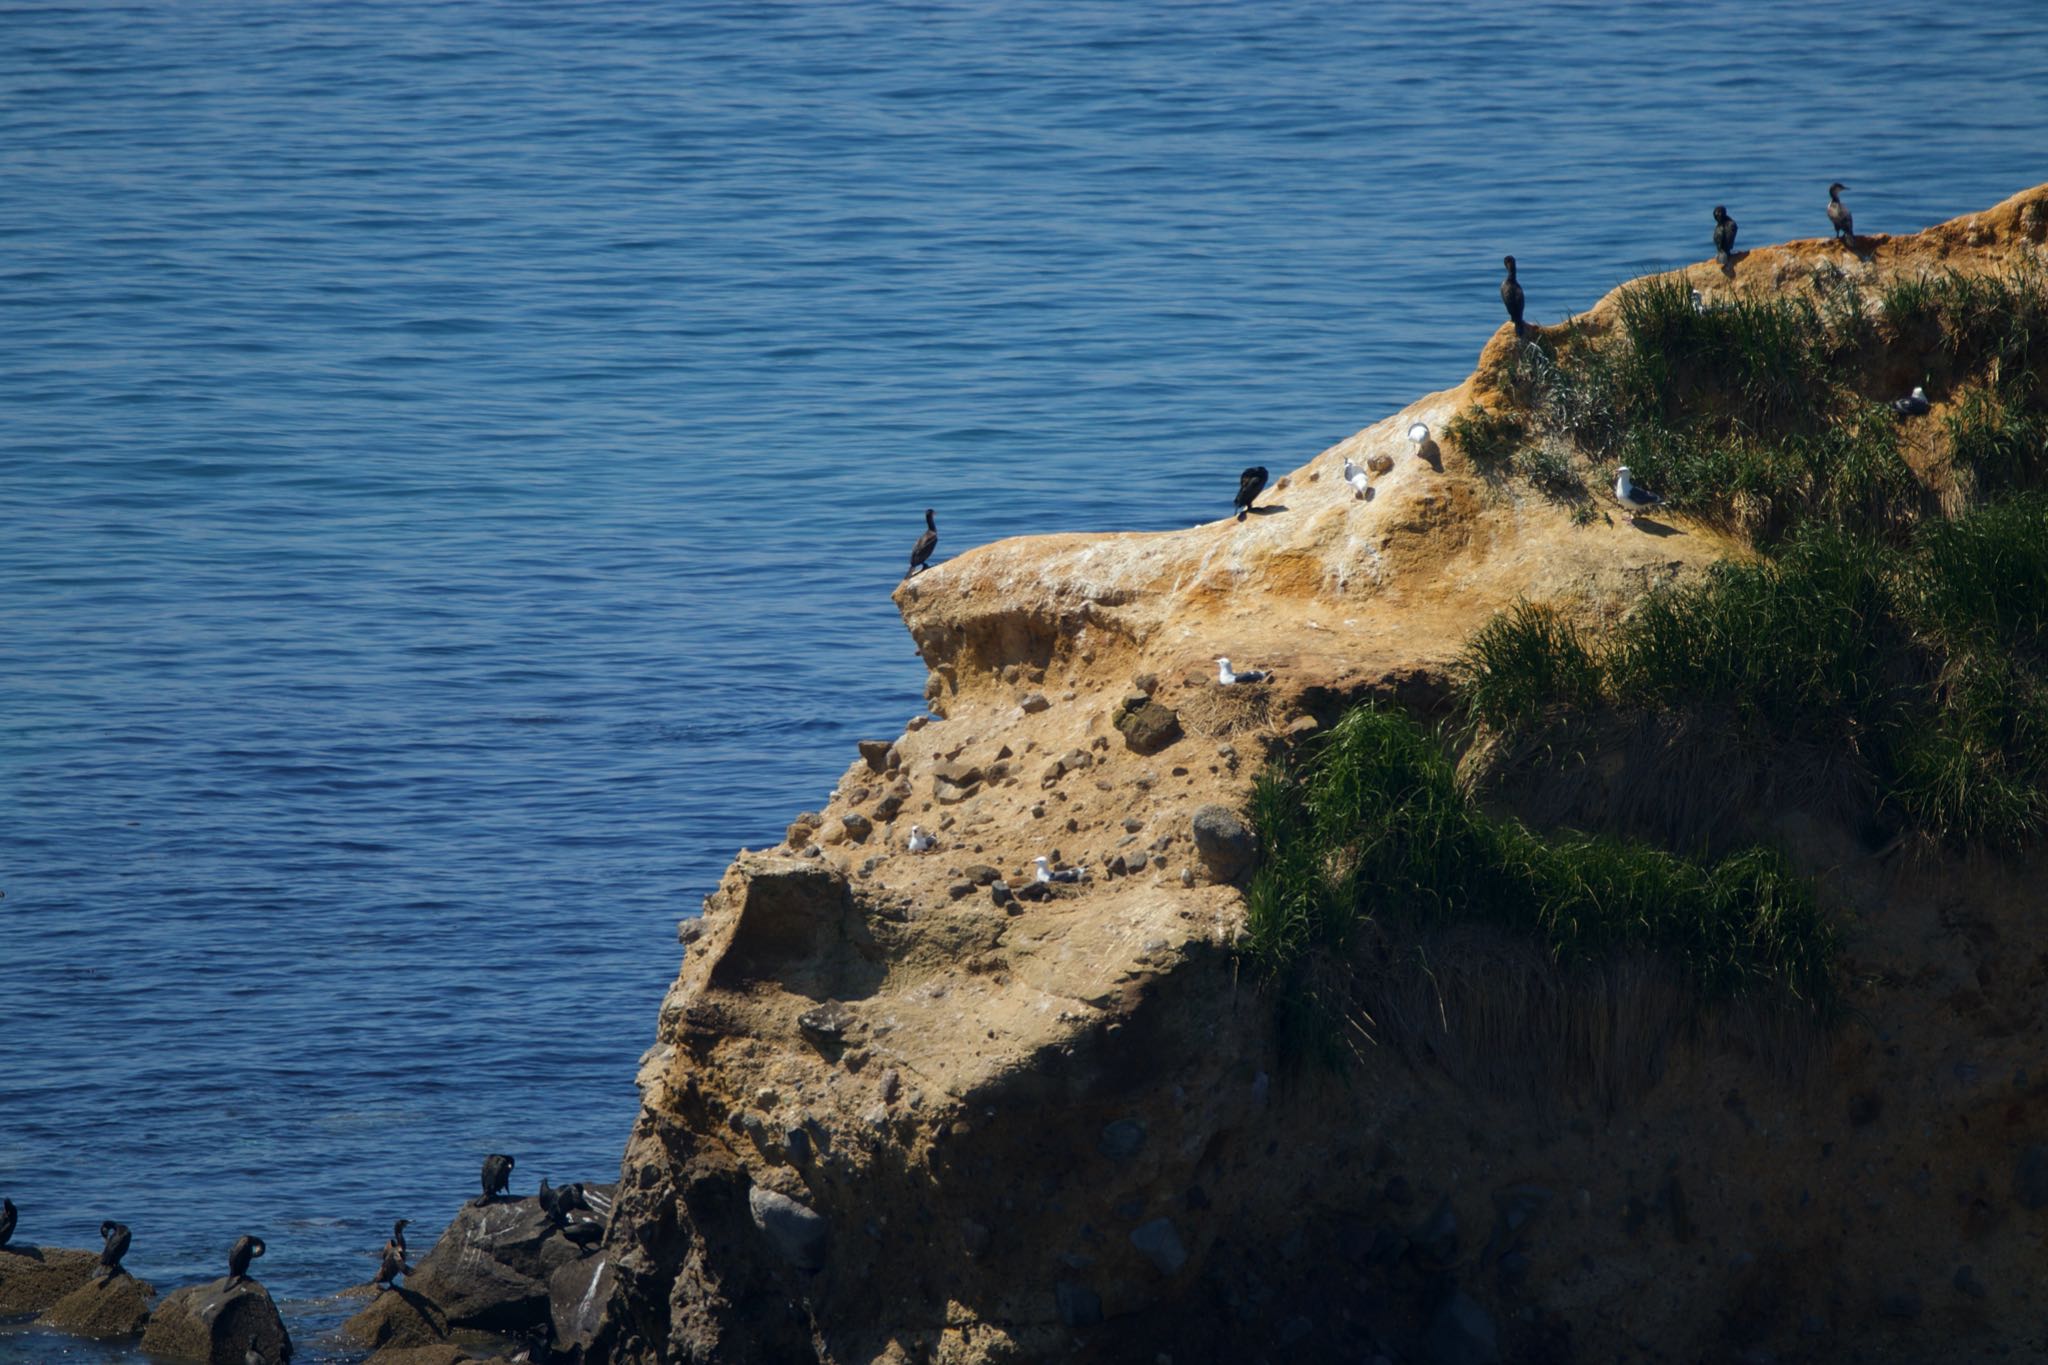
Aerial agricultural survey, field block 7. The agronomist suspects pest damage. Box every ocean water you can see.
[1,2,2044,1358]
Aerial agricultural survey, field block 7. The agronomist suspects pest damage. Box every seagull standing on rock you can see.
[1613,466,1664,522]
[1893,386,1931,417]
[1342,457,1371,499]
[907,825,935,852]
[1216,657,1269,685]
[1033,856,1085,884]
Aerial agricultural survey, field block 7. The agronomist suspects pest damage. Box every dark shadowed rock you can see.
[857,739,893,772]
[2014,1144,2048,1210]
[365,1347,480,1365]
[343,1284,450,1352]
[0,1245,100,1316]
[748,1186,828,1271]
[1427,1288,1501,1365]
[1113,696,1182,755]
[549,1251,616,1353]
[137,1276,289,1362]
[407,1195,587,1333]
[37,1271,155,1338]
[1128,1218,1187,1275]
[1190,804,1256,881]
[1054,1280,1101,1327]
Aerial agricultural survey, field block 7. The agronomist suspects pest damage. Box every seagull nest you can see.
[1178,682,1274,738]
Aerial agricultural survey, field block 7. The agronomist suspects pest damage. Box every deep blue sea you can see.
[2,2,2044,1358]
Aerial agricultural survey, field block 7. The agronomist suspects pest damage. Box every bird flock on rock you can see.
[896,184,1934,681]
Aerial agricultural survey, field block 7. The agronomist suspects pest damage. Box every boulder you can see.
[1113,696,1183,755]
[549,1251,617,1353]
[1190,804,1257,881]
[0,1245,100,1316]
[136,1277,289,1363]
[406,1195,585,1333]
[366,1347,481,1365]
[1426,1288,1501,1365]
[748,1186,828,1271]
[343,1284,451,1352]
[37,1271,155,1338]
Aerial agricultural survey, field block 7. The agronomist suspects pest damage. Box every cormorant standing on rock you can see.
[98,1221,130,1279]
[0,1197,15,1249]
[905,508,937,578]
[375,1230,412,1292]
[227,1234,265,1288]
[560,1212,605,1256]
[1827,183,1854,244]
[388,1218,409,1260]
[1501,256,1526,333]
[1234,467,1268,521]
[538,1178,567,1228]
[1713,206,1738,266]
[480,1153,515,1204]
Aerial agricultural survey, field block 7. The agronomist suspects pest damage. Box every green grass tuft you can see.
[1443,404,1526,471]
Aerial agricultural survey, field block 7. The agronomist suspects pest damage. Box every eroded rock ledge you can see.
[588,184,2048,1365]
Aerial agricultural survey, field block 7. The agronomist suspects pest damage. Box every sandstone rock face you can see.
[585,183,2048,1365]
[136,1277,289,1363]
[36,1271,154,1338]
[0,1245,99,1316]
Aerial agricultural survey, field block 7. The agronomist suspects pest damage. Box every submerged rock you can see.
[137,1276,289,1362]
[0,1245,100,1316]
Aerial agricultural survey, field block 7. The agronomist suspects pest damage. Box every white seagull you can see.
[1613,466,1664,522]
[1216,657,1270,685]
[1892,386,1930,417]
[1342,457,1371,499]
[907,824,936,853]
[1033,855,1086,884]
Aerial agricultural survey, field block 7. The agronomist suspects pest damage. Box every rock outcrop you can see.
[588,183,2048,1363]
[402,1187,617,1338]
[0,1244,100,1317]
[37,1271,155,1338]
[136,1276,290,1363]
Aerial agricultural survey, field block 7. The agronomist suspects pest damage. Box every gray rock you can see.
[1128,1218,1187,1275]
[1426,1289,1500,1365]
[1054,1280,1101,1327]
[961,864,1001,886]
[1113,697,1183,755]
[1190,804,1256,881]
[407,1194,591,1332]
[1492,1183,1554,1236]
[1019,693,1050,714]
[1412,1196,1459,1270]
[857,739,893,773]
[549,1252,616,1355]
[1098,1119,1147,1161]
[839,812,873,843]
[748,1187,828,1272]
[2014,1144,2048,1209]
[342,1284,450,1352]
[138,1277,290,1362]
[933,779,975,806]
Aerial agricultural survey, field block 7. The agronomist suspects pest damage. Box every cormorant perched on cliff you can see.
[98,1221,130,1279]
[480,1153,515,1204]
[1827,183,1854,243]
[905,508,937,578]
[537,1178,567,1228]
[0,1198,16,1249]
[1713,206,1738,266]
[387,1218,410,1260]
[1234,467,1268,521]
[1893,386,1931,417]
[227,1234,265,1288]
[1501,256,1526,333]
[375,1221,413,1292]
[560,1212,606,1257]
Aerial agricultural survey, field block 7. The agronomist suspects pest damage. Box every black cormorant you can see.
[560,1212,605,1256]
[1827,184,1854,243]
[480,1153,515,1204]
[1234,467,1268,521]
[0,1197,15,1249]
[905,508,937,578]
[227,1234,265,1288]
[388,1218,409,1260]
[375,1235,412,1292]
[98,1221,130,1279]
[537,1178,567,1228]
[1713,206,1738,265]
[1501,256,1526,333]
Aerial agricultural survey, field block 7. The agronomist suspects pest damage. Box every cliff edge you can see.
[589,183,2048,1365]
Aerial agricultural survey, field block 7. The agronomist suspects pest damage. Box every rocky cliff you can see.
[588,184,2048,1365]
